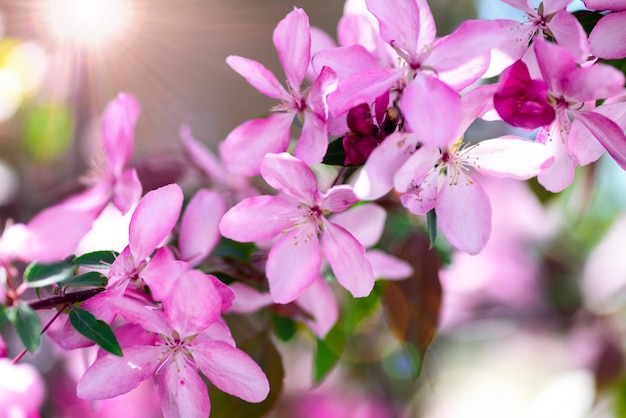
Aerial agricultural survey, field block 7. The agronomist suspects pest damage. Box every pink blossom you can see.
[493,60,556,130]
[0,359,45,418]
[220,152,375,303]
[61,93,142,217]
[221,8,338,175]
[582,0,626,59]
[494,0,589,63]
[77,270,269,418]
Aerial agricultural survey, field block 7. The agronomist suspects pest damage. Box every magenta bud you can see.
[343,134,381,165]
[346,103,376,136]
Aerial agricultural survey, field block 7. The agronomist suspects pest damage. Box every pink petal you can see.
[273,7,311,90]
[108,292,171,335]
[157,353,211,418]
[574,110,626,170]
[330,203,386,247]
[393,145,441,193]
[140,247,188,301]
[113,168,142,215]
[179,189,225,267]
[365,0,420,58]
[102,93,140,176]
[415,0,437,54]
[163,270,221,337]
[366,249,413,280]
[227,283,274,314]
[210,275,236,312]
[543,0,572,14]
[226,55,288,100]
[327,67,402,117]
[437,177,492,255]
[219,195,297,242]
[536,120,577,192]
[549,10,589,63]
[500,0,534,14]
[322,220,374,297]
[471,137,554,180]
[307,65,338,119]
[399,171,439,215]
[583,0,626,11]
[77,345,164,400]
[296,277,339,338]
[568,118,606,165]
[534,39,577,98]
[312,45,380,80]
[565,61,625,102]
[261,152,318,205]
[400,74,461,148]
[427,20,503,90]
[319,185,359,213]
[129,184,183,262]
[353,132,421,200]
[220,113,293,177]
[192,341,270,403]
[266,224,321,303]
[295,111,329,166]
[24,205,93,263]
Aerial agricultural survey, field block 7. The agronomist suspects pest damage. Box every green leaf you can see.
[23,259,74,288]
[69,308,122,356]
[73,251,118,269]
[64,271,108,288]
[271,314,297,342]
[322,138,349,166]
[212,238,256,261]
[313,324,346,384]
[13,304,42,352]
[343,282,383,334]
[0,306,9,329]
[426,209,437,249]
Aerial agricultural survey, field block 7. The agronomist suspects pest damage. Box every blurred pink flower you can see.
[584,0,626,59]
[0,359,45,418]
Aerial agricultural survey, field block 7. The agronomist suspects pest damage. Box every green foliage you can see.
[73,251,118,269]
[271,314,297,342]
[23,102,74,162]
[212,238,257,261]
[322,138,349,166]
[64,271,108,288]
[426,209,437,249]
[313,324,346,384]
[24,259,74,288]
[69,308,122,357]
[9,303,42,352]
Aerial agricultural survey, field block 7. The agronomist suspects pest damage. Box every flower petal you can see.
[163,270,221,337]
[574,110,626,170]
[295,111,329,166]
[471,136,554,180]
[400,74,461,148]
[261,153,318,205]
[365,0,420,57]
[330,203,386,247]
[192,341,270,403]
[227,283,274,314]
[549,10,589,63]
[267,224,321,303]
[536,121,578,192]
[273,7,311,89]
[319,185,359,213]
[140,247,188,301]
[113,168,142,215]
[590,11,626,59]
[220,113,294,177]
[157,353,211,418]
[322,220,374,297]
[366,249,413,280]
[219,195,297,242]
[312,45,380,80]
[129,184,183,262]
[437,177,492,255]
[102,93,140,176]
[226,55,288,99]
[179,189,225,267]
[296,277,339,339]
[77,345,164,400]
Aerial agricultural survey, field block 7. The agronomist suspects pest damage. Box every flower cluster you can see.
[1,0,625,417]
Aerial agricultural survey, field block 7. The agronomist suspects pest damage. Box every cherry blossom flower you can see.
[0,359,45,418]
[61,93,143,217]
[494,0,589,63]
[221,8,338,175]
[220,152,375,303]
[77,270,269,418]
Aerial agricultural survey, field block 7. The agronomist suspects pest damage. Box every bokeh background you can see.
[2,1,626,417]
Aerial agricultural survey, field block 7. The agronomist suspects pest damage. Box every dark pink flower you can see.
[494,60,556,130]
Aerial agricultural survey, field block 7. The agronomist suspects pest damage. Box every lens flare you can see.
[44,0,133,47]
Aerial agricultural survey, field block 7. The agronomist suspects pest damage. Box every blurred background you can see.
[2,0,626,417]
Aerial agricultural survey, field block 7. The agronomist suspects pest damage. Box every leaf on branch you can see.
[271,313,297,342]
[12,304,42,352]
[64,271,108,288]
[24,259,75,288]
[73,250,119,269]
[69,308,122,356]
[313,324,346,384]
[212,238,257,262]
[426,209,437,249]
[383,231,442,379]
